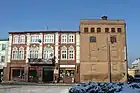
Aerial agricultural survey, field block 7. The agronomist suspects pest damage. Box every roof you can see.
[80,20,125,25]
[0,38,9,41]
[8,30,79,34]
[132,58,140,64]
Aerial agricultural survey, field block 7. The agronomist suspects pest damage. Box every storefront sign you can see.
[60,65,75,68]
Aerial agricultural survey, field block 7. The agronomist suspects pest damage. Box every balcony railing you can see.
[28,57,55,65]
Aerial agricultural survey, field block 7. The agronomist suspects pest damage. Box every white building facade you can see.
[0,39,9,75]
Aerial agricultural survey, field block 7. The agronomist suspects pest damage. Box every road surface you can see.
[0,85,71,93]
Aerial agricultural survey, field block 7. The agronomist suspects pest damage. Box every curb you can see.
[0,82,77,86]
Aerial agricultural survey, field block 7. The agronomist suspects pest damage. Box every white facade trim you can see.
[38,33,43,58]
[26,33,30,63]
[55,32,59,63]
[76,33,80,63]
[7,34,12,63]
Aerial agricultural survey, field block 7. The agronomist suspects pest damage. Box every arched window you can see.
[19,47,24,60]
[97,28,101,33]
[68,46,74,60]
[13,35,19,44]
[61,46,67,60]
[61,34,67,43]
[30,46,39,58]
[12,47,18,60]
[43,46,54,59]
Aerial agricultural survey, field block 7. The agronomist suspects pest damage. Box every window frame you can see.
[97,28,101,33]
[44,34,54,43]
[68,46,75,60]
[111,28,116,33]
[12,47,18,60]
[84,27,88,33]
[13,35,19,44]
[110,35,117,44]
[19,35,25,44]
[1,56,5,62]
[61,34,67,44]
[117,28,122,33]
[1,44,6,50]
[43,47,54,59]
[105,28,109,33]
[30,46,39,59]
[30,35,40,43]
[68,34,75,43]
[18,47,24,60]
[91,28,95,33]
[61,46,67,60]
[89,36,96,43]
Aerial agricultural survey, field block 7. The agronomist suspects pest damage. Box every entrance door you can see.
[28,70,37,82]
[43,68,53,83]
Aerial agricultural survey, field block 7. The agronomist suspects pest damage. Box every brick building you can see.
[80,16,128,82]
[3,16,128,83]
[4,31,80,83]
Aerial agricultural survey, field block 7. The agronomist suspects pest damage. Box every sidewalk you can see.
[0,81,77,86]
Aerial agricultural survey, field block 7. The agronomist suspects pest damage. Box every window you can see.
[19,35,25,44]
[1,44,6,50]
[117,28,122,33]
[68,46,74,60]
[105,28,109,33]
[84,27,88,33]
[12,69,24,78]
[89,36,96,42]
[43,47,54,59]
[68,34,75,43]
[12,47,18,60]
[61,34,67,43]
[1,56,5,62]
[110,36,117,44]
[30,46,39,58]
[18,47,24,60]
[91,28,95,33]
[13,35,19,44]
[44,34,54,43]
[61,46,67,60]
[30,35,40,43]
[97,28,101,33]
[111,28,115,33]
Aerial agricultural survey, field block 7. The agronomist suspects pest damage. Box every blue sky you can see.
[0,0,139,65]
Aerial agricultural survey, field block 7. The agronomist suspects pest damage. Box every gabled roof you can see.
[132,58,140,64]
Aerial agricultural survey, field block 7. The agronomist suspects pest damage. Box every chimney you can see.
[101,16,108,20]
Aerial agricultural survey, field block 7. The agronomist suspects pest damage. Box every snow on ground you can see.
[69,82,140,93]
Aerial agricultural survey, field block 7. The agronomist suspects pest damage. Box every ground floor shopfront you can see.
[3,63,80,83]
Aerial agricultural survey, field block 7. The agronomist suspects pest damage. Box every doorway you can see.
[28,70,37,82]
[43,68,53,83]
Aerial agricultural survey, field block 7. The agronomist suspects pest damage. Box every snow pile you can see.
[69,82,140,93]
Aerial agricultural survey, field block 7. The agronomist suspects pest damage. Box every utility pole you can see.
[107,35,112,83]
